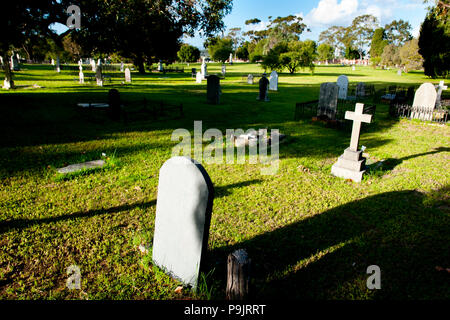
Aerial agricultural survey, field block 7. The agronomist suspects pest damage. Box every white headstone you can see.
[337,75,349,100]
[79,71,84,84]
[158,61,163,72]
[201,59,207,80]
[247,74,254,85]
[352,65,356,71]
[51,58,55,65]
[269,71,278,91]
[96,66,103,86]
[397,69,402,76]
[91,59,96,72]
[229,53,233,64]
[125,68,131,83]
[152,156,214,288]
[436,81,448,107]
[196,71,202,84]
[222,65,226,76]
[411,83,437,120]
[56,56,60,73]
[120,62,124,72]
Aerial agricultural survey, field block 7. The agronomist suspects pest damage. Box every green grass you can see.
[0,63,449,300]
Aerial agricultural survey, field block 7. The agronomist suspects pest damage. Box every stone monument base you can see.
[331,147,367,182]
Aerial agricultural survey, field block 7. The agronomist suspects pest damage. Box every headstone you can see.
[436,81,448,107]
[331,103,372,182]
[195,71,202,84]
[411,83,437,120]
[336,75,349,99]
[11,54,20,71]
[356,82,365,98]
[222,65,226,77]
[91,59,96,72]
[352,65,355,71]
[125,68,131,83]
[108,89,121,120]
[257,74,270,101]
[57,160,106,174]
[97,58,102,67]
[191,68,197,78]
[229,53,233,64]
[79,70,84,84]
[269,71,278,91]
[55,56,60,73]
[152,156,214,289]
[206,75,221,104]
[51,58,55,66]
[158,60,164,72]
[120,62,124,72]
[397,69,402,76]
[201,58,207,79]
[247,74,254,85]
[96,66,103,86]
[317,82,338,120]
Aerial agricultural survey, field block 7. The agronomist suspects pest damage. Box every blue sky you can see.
[184,0,431,49]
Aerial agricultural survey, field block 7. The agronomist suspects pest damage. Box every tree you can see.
[384,20,413,46]
[370,28,388,58]
[381,44,401,67]
[236,42,249,61]
[280,40,316,74]
[317,43,334,62]
[261,42,288,71]
[0,0,66,88]
[347,15,379,60]
[208,37,233,63]
[399,39,423,72]
[71,0,232,73]
[227,27,242,58]
[418,5,450,78]
[345,46,360,59]
[62,34,83,61]
[177,44,200,63]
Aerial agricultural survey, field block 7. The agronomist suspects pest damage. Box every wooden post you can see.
[226,249,250,300]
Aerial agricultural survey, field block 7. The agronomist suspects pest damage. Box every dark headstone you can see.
[191,68,197,78]
[108,89,121,120]
[207,75,221,104]
[258,74,270,101]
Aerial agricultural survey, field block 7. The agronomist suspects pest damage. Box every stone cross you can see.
[436,81,448,107]
[345,103,372,152]
[152,156,214,288]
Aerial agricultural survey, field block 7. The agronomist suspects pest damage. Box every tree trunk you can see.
[226,249,251,300]
[2,54,14,89]
[135,57,145,74]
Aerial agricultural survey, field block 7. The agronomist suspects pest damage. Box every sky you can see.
[183,0,431,49]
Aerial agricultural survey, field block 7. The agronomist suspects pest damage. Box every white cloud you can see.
[307,0,359,25]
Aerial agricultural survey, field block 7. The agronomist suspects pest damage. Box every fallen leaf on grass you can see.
[175,286,183,294]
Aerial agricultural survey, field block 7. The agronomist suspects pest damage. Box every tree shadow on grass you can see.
[206,186,450,300]
[0,200,157,235]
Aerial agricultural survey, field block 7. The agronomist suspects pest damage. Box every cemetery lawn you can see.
[0,64,449,300]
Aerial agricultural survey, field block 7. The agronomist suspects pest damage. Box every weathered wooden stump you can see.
[226,249,251,300]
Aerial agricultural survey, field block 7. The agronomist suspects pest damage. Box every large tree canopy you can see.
[70,0,232,73]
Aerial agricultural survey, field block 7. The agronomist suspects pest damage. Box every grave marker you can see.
[96,66,103,86]
[317,82,338,120]
[331,103,372,182]
[125,68,131,83]
[337,75,349,99]
[196,71,202,84]
[269,71,278,91]
[206,75,221,104]
[258,74,270,101]
[411,83,437,120]
[152,156,214,289]
[436,81,448,107]
[247,74,253,85]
